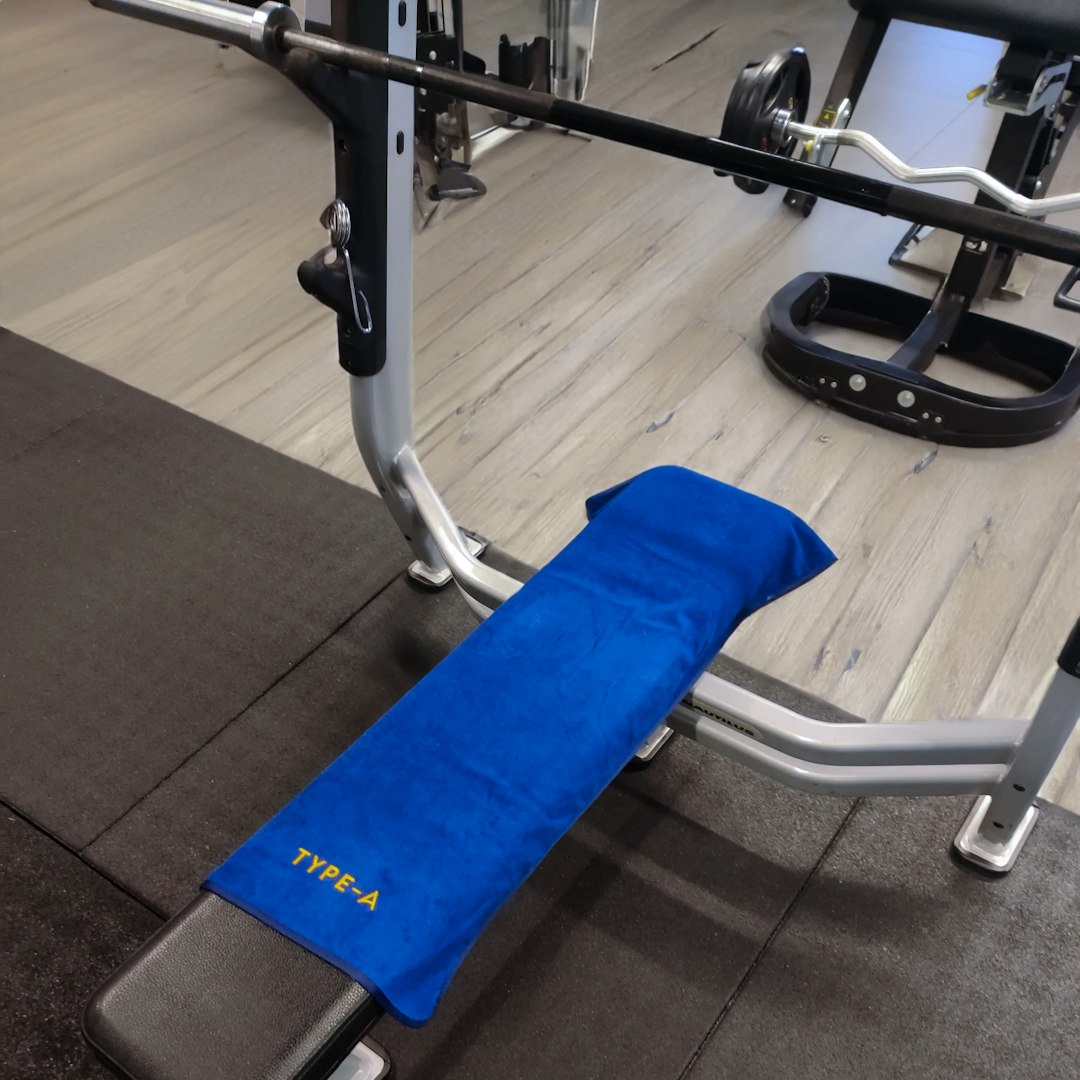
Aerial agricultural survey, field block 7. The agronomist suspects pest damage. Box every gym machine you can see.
[81,2,1080,1078]
[264,2,598,215]
[412,0,599,216]
[720,1,1080,446]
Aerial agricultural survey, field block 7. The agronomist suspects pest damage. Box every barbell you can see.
[724,46,1080,218]
[89,0,1080,266]
[718,47,812,195]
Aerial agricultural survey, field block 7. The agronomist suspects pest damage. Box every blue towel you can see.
[205,466,834,1025]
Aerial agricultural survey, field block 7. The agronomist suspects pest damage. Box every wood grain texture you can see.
[2,0,1077,811]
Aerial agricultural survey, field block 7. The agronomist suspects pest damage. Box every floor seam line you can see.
[675,799,863,1079]
[81,568,406,850]
[1,798,169,920]
[0,388,126,466]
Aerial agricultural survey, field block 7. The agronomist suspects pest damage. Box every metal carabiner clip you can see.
[319,199,373,334]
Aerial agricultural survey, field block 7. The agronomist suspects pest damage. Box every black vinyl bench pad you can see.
[84,893,380,1080]
[850,0,1080,52]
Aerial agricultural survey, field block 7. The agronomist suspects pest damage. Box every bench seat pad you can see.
[205,466,835,1026]
[850,0,1080,51]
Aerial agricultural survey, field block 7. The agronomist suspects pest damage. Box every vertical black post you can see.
[1061,618,1080,679]
[784,12,889,216]
[944,111,1048,305]
[328,0,389,376]
[943,46,1074,306]
[285,2,404,375]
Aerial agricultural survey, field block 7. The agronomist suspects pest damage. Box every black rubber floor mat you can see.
[86,577,488,913]
[687,796,1080,1080]
[0,810,162,1080]
[0,328,125,461]
[0,331,409,848]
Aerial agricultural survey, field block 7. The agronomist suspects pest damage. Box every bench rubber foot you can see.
[328,1037,391,1080]
[953,794,1039,874]
[408,532,488,588]
[633,724,674,765]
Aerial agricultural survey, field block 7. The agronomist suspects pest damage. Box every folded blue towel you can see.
[205,466,834,1025]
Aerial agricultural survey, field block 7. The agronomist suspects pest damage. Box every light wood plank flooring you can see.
[2,0,1078,811]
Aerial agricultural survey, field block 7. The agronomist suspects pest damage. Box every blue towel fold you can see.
[205,466,834,1025]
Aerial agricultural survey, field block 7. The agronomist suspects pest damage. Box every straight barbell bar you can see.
[90,0,1080,266]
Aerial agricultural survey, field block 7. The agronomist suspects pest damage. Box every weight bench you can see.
[84,466,835,1079]
[767,0,1080,446]
[78,2,1080,1075]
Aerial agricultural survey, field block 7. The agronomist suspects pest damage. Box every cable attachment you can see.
[318,199,373,334]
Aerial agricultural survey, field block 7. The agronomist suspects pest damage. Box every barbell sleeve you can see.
[89,0,298,60]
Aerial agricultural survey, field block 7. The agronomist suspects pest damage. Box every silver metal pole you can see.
[89,0,297,60]
[342,0,452,580]
[667,705,1005,796]
[394,447,522,611]
[686,671,1026,766]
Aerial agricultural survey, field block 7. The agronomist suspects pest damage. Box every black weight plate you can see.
[720,47,811,194]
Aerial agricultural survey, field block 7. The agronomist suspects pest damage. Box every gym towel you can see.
[205,466,835,1025]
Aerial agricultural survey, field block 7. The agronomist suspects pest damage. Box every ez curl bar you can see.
[91,0,1080,267]
[720,46,1080,218]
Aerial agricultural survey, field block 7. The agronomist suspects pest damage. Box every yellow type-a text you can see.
[292,847,379,910]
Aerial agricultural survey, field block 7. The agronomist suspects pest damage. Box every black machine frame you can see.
[773,5,1080,446]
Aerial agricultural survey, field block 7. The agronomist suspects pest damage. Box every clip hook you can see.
[319,199,373,334]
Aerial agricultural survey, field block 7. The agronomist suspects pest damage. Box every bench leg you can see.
[632,723,675,765]
[327,1037,391,1080]
[784,11,889,216]
[954,667,1080,873]
[409,531,489,588]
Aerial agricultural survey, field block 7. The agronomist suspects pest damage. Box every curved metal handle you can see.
[778,113,1080,219]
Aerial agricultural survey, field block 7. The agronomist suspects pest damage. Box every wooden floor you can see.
[2,0,1078,811]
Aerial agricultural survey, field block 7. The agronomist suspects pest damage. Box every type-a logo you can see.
[291,847,379,910]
